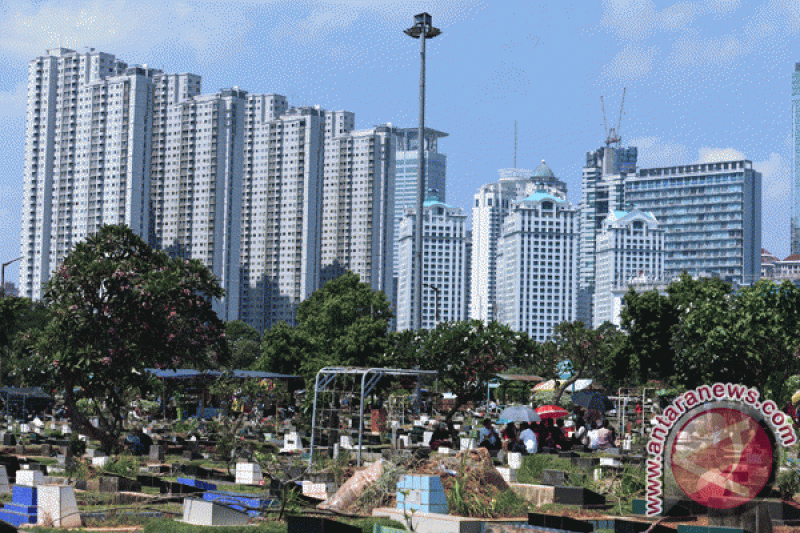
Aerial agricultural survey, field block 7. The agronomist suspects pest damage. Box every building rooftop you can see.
[532,160,556,179]
[523,191,566,204]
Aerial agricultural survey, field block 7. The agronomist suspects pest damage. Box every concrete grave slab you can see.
[183,498,249,526]
[37,484,81,528]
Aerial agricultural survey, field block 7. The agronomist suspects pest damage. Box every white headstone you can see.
[280,431,301,452]
[496,467,518,484]
[398,435,410,448]
[339,435,354,450]
[437,447,452,455]
[422,431,433,446]
[508,452,523,469]
[183,498,249,526]
[38,485,81,528]
[16,469,44,487]
[235,462,263,485]
[460,437,475,451]
[91,456,108,468]
[19,424,30,434]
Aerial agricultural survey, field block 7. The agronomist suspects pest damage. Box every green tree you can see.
[619,288,675,385]
[224,320,262,370]
[0,296,50,386]
[618,273,733,386]
[672,279,800,398]
[550,321,619,404]
[256,322,312,376]
[31,225,227,452]
[254,271,393,384]
[394,320,533,421]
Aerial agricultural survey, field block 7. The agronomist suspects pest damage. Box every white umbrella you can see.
[497,405,541,423]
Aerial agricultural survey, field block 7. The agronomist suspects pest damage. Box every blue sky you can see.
[1,0,798,287]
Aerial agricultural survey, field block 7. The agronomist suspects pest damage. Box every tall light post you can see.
[423,283,441,327]
[1,257,22,297]
[405,12,441,331]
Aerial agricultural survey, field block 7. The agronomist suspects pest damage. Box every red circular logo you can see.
[670,407,773,510]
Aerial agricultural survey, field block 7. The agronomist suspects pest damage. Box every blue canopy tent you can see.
[0,386,53,420]
[145,369,302,419]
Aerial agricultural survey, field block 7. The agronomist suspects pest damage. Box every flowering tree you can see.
[549,321,621,405]
[32,225,227,452]
[397,320,533,421]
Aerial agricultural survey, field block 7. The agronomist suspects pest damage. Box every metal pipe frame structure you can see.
[310,366,437,467]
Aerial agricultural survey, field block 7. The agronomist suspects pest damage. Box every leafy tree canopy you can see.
[224,320,262,370]
[0,296,50,386]
[548,321,621,404]
[672,279,800,400]
[31,225,227,452]
[390,320,535,421]
[256,271,393,384]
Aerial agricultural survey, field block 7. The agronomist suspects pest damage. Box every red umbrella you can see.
[535,405,569,420]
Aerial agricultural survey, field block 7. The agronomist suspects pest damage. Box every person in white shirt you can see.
[519,422,538,454]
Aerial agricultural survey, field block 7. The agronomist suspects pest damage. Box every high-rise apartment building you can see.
[577,145,638,326]
[151,88,248,320]
[322,124,396,298]
[239,104,326,330]
[397,197,469,330]
[626,160,761,285]
[393,128,447,275]
[593,209,664,327]
[20,48,153,299]
[496,192,578,341]
[20,48,403,330]
[470,162,567,322]
[792,63,800,255]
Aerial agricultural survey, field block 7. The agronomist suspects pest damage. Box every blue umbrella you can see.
[571,390,613,412]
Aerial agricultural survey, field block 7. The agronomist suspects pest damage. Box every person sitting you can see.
[478,419,502,451]
[556,419,573,451]
[540,419,557,450]
[597,419,616,450]
[586,421,602,450]
[429,422,452,451]
[502,422,518,450]
[519,422,538,454]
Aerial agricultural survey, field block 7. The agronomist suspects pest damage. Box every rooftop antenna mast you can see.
[514,120,518,169]
[601,87,626,147]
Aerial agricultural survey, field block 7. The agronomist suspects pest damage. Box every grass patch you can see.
[140,516,404,533]
[517,455,583,484]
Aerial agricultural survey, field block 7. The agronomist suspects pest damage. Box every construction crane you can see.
[601,87,626,147]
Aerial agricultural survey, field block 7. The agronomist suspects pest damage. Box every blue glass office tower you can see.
[625,160,761,285]
[393,128,448,275]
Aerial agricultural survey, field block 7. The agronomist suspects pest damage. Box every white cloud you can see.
[705,0,740,14]
[752,152,790,202]
[0,0,254,61]
[696,147,746,163]
[602,45,659,82]
[628,136,692,167]
[669,34,744,67]
[660,1,702,31]
[600,0,660,41]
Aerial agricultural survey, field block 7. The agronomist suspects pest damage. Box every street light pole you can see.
[405,13,441,331]
[423,283,441,327]
[1,257,22,297]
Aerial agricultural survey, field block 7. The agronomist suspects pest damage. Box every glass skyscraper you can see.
[625,160,761,285]
[393,128,448,276]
